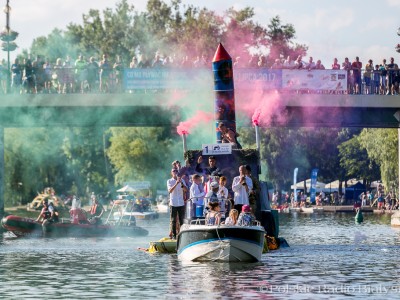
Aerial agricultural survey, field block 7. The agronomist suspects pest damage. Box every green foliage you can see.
[338,135,380,182]
[106,127,176,190]
[25,0,305,66]
[266,16,308,60]
[358,128,398,191]
[4,127,110,206]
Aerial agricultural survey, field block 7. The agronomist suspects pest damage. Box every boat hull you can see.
[1,215,148,238]
[177,225,265,262]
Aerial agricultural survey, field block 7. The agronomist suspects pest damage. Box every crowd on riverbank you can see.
[271,185,399,212]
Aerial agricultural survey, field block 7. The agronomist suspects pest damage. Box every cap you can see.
[242,205,251,212]
[210,182,219,189]
[172,160,181,165]
[171,168,178,173]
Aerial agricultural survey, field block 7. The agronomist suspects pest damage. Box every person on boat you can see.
[232,165,253,213]
[223,209,238,226]
[172,159,193,200]
[195,155,222,178]
[205,198,222,226]
[245,165,259,214]
[88,195,105,225]
[204,181,224,218]
[217,122,242,149]
[190,174,205,207]
[36,198,59,225]
[237,205,256,226]
[167,168,188,239]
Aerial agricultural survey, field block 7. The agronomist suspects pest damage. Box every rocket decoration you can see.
[212,43,237,143]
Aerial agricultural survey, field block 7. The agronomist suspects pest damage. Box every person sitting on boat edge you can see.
[36,198,59,225]
[223,209,238,226]
[205,198,222,226]
[237,205,255,226]
[88,195,105,225]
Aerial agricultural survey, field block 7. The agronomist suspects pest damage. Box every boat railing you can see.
[186,196,231,219]
[105,199,136,226]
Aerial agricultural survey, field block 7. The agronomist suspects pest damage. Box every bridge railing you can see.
[7,67,399,95]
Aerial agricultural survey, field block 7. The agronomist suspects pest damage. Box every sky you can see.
[5,0,400,66]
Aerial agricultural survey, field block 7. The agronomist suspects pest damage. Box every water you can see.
[1,212,400,299]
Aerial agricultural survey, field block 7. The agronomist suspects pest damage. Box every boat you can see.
[112,197,159,221]
[148,237,177,253]
[176,220,265,262]
[156,194,169,213]
[114,183,159,220]
[1,199,148,238]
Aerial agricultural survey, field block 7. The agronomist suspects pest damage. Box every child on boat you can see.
[223,209,238,226]
[205,198,222,226]
[237,205,255,226]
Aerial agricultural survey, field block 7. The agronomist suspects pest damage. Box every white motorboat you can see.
[112,198,159,221]
[176,222,265,262]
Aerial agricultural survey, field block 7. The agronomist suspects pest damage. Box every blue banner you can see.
[123,68,282,90]
[310,168,319,204]
[293,168,298,204]
[123,68,210,90]
[234,68,282,90]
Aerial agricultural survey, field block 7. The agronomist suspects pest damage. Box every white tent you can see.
[324,178,363,192]
[116,185,137,193]
[291,179,328,192]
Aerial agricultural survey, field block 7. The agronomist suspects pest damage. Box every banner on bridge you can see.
[282,70,347,91]
[234,68,282,90]
[124,68,210,90]
[124,68,346,91]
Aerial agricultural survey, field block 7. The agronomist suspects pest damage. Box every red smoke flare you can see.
[177,111,214,136]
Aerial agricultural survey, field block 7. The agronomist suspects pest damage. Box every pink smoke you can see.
[177,111,214,136]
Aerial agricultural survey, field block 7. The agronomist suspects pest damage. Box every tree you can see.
[358,128,398,191]
[338,135,380,183]
[106,127,177,190]
[266,16,308,61]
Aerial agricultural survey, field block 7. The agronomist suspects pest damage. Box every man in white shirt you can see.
[232,165,253,213]
[167,168,187,239]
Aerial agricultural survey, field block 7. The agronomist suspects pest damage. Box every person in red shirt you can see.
[352,57,363,94]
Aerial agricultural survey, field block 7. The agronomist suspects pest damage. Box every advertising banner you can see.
[234,68,282,90]
[293,168,298,202]
[310,169,319,204]
[282,70,347,91]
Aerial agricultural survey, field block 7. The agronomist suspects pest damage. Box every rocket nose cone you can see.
[212,43,232,62]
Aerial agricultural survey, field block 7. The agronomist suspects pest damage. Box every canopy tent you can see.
[291,179,328,192]
[324,179,363,192]
[116,185,137,193]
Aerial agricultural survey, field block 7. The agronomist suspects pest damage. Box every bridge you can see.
[0,92,400,216]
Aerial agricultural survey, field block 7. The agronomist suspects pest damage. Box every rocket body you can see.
[212,43,236,143]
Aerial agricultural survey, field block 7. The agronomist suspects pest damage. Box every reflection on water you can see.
[1,213,400,299]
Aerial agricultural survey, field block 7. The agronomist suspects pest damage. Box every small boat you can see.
[155,193,169,213]
[177,221,265,262]
[1,200,148,238]
[112,196,158,221]
[148,237,177,253]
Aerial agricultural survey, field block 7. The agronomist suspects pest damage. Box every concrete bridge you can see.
[0,92,400,216]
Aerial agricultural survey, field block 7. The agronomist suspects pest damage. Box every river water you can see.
[1,211,399,299]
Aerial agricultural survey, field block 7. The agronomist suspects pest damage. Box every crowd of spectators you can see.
[1,52,399,95]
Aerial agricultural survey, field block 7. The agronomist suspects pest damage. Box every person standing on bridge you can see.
[352,57,363,94]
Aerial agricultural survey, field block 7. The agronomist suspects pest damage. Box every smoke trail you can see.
[176,111,214,136]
